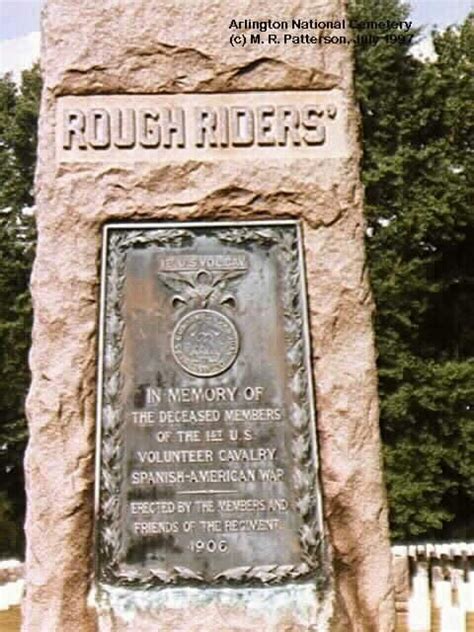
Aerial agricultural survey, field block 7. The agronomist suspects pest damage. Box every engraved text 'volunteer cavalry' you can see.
[96,222,325,587]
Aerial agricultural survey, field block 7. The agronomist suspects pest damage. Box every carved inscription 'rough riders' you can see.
[56,92,348,163]
[96,221,325,587]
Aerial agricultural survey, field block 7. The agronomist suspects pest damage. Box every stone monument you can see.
[25,1,395,630]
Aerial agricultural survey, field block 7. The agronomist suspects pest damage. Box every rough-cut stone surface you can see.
[25,0,395,630]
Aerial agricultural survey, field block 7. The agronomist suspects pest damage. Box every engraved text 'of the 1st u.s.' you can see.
[96,222,324,587]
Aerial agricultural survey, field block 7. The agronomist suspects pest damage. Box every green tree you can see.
[0,8,472,552]
[0,65,41,557]
[350,0,474,539]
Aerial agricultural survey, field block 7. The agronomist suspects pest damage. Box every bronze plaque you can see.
[96,221,324,587]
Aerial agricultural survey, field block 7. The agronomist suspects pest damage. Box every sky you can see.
[0,0,472,78]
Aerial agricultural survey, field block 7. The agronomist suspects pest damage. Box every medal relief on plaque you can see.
[171,310,240,378]
[96,221,325,587]
[157,262,245,378]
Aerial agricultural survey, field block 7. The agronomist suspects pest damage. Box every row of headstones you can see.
[1,543,474,625]
[393,543,474,632]
[0,560,24,611]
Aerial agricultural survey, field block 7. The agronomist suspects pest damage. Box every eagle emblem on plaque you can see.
[158,264,246,377]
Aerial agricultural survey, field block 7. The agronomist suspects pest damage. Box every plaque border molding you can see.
[95,220,325,588]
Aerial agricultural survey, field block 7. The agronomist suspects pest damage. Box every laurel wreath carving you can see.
[217,226,322,578]
[99,228,194,582]
[99,225,322,587]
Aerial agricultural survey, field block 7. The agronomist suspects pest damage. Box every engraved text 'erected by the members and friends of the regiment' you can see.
[96,222,324,587]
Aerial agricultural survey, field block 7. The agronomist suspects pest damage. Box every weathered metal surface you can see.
[96,221,324,587]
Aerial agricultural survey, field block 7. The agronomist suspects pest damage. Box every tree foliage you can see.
[0,4,472,554]
[350,0,474,539]
[0,65,40,557]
